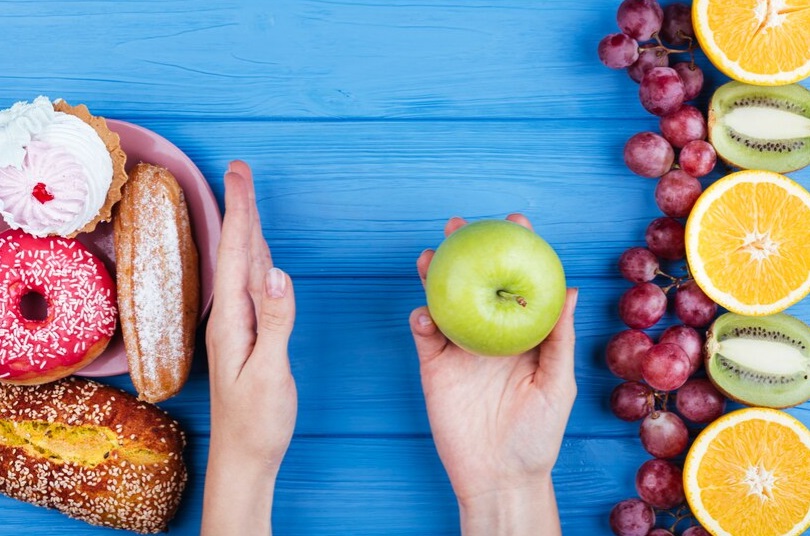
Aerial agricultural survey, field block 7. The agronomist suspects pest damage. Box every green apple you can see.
[425,219,566,357]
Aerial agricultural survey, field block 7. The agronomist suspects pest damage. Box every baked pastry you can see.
[0,229,117,385]
[0,96,127,237]
[113,162,199,403]
[0,377,187,533]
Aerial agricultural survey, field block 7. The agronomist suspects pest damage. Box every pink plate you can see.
[0,120,222,377]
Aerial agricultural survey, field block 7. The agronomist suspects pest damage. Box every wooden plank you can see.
[0,436,651,535]
[94,275,810,438]
[0,0,724,120]
[107,117,752,278]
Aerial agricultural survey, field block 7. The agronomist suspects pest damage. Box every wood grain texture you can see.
[0,0,719,120]
[0,436,649,534]
[1,0,810,534]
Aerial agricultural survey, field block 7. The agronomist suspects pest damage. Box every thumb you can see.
[534,288,578,389]
[409,306,449,364]
[251,267,296,372]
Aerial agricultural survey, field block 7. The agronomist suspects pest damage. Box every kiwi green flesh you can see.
[706,312,810,408]
[708,81,810,173]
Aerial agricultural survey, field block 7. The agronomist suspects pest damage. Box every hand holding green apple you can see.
[409,213,577,536]
[425,217,567,356]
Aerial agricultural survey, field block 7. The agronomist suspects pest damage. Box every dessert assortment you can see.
[0,96,205,530]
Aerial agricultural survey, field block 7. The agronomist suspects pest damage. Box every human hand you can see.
[201,161,297,536]
[409,214,578,536]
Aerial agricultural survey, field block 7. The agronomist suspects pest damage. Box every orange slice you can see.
[683,408,810,536]
[684,170,810,315]
[693,0,810,85]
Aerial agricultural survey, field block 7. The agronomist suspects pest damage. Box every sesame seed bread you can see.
[0,377,187,533]
[113,162,200,403]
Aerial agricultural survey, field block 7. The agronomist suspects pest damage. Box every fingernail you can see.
[224,170,244,182]
[418,314,433,327]
[266,267,287,298]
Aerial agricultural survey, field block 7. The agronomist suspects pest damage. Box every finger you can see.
[444,216,466,237]
[246,267,297,376]
[234,162,273,324]
[208,172,258,376]
[416,249,435,287]
[214,171,253,300]
[534,288,578,389]
[409,306,449,364]
[506,213,534,231]
[228,159,253,182]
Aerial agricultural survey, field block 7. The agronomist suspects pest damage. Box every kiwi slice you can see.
[706,312,810,408]
[708,81,810,173]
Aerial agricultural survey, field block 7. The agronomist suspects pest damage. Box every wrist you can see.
[201,440,280,536]
[458,475,561,536]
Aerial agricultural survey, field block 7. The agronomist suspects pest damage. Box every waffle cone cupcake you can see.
[0,96,128,238]
[53,100,128,236]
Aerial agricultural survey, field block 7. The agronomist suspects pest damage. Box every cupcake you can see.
[0,96,127,237]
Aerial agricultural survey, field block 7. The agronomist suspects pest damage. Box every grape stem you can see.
[643,32,694,56]
[660,504,698,533]
[661,274,694,294]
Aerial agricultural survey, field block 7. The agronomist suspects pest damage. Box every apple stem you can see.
[497,290,527,308]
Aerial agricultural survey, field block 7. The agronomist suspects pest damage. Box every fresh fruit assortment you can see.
[600,0,810,534]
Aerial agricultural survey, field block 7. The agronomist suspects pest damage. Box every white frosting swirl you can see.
[0,96,55,169]
[0,97,113,237]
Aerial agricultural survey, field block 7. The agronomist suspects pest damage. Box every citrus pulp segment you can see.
[685,170,810,315]
[683,407,810,536]
[693,0,810,85]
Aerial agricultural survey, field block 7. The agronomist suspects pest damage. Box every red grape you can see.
[658,324,703,375]
[639,410,689,458]
[660,3,694,45]
[647,530,674,536]
[628,44,670,83]
[610,381,655,421]
[639,67,685,117]
[654,169,702,218]
[624,132,674,178]
[672,62,704,101]
[676,378,726,424]
[609,498,656,536]
[635,458,685,509]
[674,280,717,328]
[659,104,706,148]
[619,247,660,283]
[599,33,641,69]
[606,329,655,381]
[679,139,717,178]
[617,0,664,42]
[619,283,667,329]
[682,526,711,536]
[645,217,685,260]
[642,343,690,391]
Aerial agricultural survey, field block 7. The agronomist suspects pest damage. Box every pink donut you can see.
[0,229,117,384]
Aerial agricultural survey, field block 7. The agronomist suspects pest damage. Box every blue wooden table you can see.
[1,1,809,534]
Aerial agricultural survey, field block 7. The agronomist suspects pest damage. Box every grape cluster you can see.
[599,1,729,535]
[598,0,717,185]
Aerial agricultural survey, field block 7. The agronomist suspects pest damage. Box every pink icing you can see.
[0,140,89,236]
[0,229,117,382]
